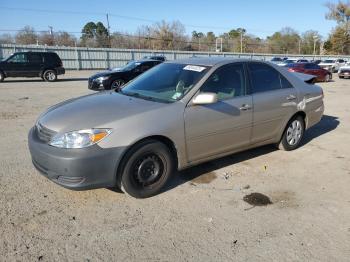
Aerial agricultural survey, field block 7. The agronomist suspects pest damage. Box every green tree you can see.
[325,1,350,54]
[81,22,109,47]
[267,27,300,54]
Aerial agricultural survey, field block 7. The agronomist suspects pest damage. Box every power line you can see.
[0,6,277,34]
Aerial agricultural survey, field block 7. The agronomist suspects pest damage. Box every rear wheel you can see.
[119,140,174,198]
[43,70,57,82]
[325,73,331,82]
[0,71,4,82]
[278,116,305,151]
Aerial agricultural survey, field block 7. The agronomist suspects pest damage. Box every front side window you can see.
[119,63,210,102]
[200,63,246,100]
[7,53,28,63]
[248,63,293,93]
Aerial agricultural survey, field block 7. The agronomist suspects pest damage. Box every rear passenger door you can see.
[28,53,43,76]
[247,62,297,144]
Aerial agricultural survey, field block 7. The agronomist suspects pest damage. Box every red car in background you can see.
[286,63,332,82]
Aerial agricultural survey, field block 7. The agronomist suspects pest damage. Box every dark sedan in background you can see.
[286,62,332,82]
[88,59,162,90]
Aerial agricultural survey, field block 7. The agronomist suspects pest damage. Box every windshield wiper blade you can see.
[120,91,155,101]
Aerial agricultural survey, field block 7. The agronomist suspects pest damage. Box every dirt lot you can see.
[0,71,349,261]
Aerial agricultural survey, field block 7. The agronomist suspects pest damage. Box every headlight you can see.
[96,76,110,82]
[49,129,112,148]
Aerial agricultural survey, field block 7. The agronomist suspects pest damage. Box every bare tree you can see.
[15,26,37,45]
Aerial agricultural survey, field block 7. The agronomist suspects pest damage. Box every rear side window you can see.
[248,63,293,93]
[29,53,43,64]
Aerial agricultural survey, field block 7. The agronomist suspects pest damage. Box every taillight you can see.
[288,68,295,72]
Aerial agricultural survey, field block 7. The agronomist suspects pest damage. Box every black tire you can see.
[119,140,174,198]
[325,73,331,82]
[43,70,57,82]
[339,76,344,79]
[277,115,305,151]
[0,71,4,82]
[110,79,125,89]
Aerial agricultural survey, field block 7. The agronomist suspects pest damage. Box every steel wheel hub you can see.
[133,154,163,186]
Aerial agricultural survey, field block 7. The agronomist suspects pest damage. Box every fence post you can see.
[75,46,81,70]
[106,50,110,69]
[173,52,177,60]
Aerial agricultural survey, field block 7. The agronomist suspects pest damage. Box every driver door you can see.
[184,63,253,162]
[5,53,29,77]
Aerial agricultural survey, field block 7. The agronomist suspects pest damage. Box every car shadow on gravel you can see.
[163,114,339,194]
[301,114,339,145]
[1,78,87,83]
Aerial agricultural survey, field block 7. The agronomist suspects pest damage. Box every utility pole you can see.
[313,35,318,59]
[298,40,301,54]
[106,13,111,48]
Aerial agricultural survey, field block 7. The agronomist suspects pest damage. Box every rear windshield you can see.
[323,60,335,63]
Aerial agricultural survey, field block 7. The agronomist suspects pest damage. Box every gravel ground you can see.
[0,71,349,262]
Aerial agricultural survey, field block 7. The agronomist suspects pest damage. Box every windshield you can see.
[119,63,210,103]
[323,60,335,63]
[120,61,141,71]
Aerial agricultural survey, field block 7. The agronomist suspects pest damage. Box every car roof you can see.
[165,57,255,66]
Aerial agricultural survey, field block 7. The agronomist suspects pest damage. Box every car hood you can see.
[339,65,350,70]
[38,91,168,133]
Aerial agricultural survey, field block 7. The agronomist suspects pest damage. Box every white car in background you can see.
[319,59,346,73]
[338,62,350,79]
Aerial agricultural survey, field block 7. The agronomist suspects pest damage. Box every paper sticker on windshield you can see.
[183,65,206,72]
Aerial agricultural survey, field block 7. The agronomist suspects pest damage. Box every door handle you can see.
[239,104,252,111]
[286,95,296,101]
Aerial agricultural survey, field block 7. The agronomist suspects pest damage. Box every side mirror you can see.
[192,92,218,105]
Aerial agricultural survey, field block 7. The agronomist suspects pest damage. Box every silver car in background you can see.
[28,58,324,198]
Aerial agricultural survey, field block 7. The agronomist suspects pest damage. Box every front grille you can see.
[36,122,57,143]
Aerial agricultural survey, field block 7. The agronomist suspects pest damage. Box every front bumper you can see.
[28,127,125,190]
[338,71,350,78]
[88,78,109,91]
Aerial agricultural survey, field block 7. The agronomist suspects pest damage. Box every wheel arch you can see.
[115,135,179,187]
[278,111,306,142]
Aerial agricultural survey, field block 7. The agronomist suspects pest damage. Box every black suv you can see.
[0,51,65,82]
[88,59,162,90]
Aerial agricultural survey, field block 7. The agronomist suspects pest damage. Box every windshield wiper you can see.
[119,90,156,101]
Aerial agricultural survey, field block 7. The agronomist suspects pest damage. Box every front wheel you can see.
[119,140,174,198]
[110,79,125,89]
[277,116,305,151]
[43,70,57,82]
